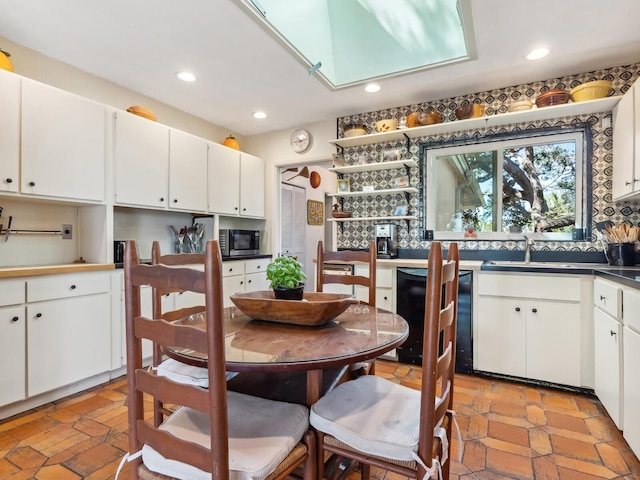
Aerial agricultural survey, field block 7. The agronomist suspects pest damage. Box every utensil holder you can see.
[606,243,636,266]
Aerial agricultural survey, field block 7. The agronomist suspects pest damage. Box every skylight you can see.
[237,0,476,89]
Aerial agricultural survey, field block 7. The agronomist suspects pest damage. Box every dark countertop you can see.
[114,254,273,269]
[480,261,640,289]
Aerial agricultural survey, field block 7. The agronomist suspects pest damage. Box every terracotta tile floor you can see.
[0,360,638,479]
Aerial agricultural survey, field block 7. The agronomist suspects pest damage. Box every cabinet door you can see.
[0,305,26,406]
[240,152,265,217]
[246,272,270,293]
[169,129,208,212]
[28,293,110,396]
[613,83,636,200]
[223,275,245,307]
[526,300,581,387]
[623,326,640,455]
[114,111,169,208]
[376,288,394,311]
[208,143,240,215]
[476,296,526,378]
[21,80,106,202]
[594,308,623,428]
[0,70,20,193]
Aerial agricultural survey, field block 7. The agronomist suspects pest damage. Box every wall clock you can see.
[290,129,311,153]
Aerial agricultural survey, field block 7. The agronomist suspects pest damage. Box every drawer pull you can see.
[531,308,538,313]
[611,330,617,337]
[70,284,76,290]
[29,181,35,187]
[600,295,606,301]
[6,178,12,183]
[11,316,18,322]
[36,313,42,318]
[515,307,521,312]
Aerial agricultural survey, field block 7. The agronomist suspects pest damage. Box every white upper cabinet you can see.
[114,111,169,209]
[208,142,241,215]
[239,152,265,218]
[21,79,106,202]
[0,70,20,194]
[207,144,265,218]
[168,129,208,213]
[613,79,640,200]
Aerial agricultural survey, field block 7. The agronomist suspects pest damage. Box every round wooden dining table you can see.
[164,303,409,406]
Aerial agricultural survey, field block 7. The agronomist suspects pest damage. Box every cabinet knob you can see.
[36,313,42,318]
[70,284,76,290]
[248,279,252,284]
[11,316,19,322]
[243,208,247,212]
[384,296,388,300]
[256,265,261,269]
[531,308,538,313]
[6,178,12,183]
[610,330,617,337]
[173,199,178,203]
[626,181,632,186]
[159,197,165,202]
[600,295,606,301]
[235,207,239,211]
[515,307,521,312]
[240,281,244,285]
[29,181,35,187]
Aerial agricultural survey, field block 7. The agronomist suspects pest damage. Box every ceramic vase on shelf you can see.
[0,48,14,72]
[223,134,240,150]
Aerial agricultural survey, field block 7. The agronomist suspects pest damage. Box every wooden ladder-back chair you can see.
[316,239,377,376]
[310,242,460,480]
[123,239,316,480]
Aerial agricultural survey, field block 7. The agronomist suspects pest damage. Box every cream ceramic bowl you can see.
[508,100,533,112]
[570,80,612,102]
[375,118,398,132]
[344,124,367,137]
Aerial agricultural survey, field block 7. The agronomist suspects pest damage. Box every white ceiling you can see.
[1,0,639,137]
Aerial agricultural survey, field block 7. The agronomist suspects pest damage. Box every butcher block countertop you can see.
[0,263,115,278]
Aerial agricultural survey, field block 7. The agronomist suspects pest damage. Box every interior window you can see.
[421,128,589,241]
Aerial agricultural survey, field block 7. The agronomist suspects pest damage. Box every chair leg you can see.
[359,462,370,480]
[303,430,317,480]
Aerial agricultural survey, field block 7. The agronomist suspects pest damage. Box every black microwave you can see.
[219,229,260,257]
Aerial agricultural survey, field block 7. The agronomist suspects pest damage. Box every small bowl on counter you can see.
[343,124,367,138]
[507,100,533,112]
[407,111,442,127]
[455,104,484,120]
[535,89,570,108]
[570,80,612,102]
[375,118,398,132]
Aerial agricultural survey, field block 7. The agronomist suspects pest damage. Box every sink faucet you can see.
[523,235,534,263]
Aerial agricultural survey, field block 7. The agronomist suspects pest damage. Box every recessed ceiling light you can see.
[364,83,381,93]
[526,48,549,61]
[176,71,196,82]
[253,111,267,119]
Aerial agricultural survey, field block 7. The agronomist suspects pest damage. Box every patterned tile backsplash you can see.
[334,63,640,253]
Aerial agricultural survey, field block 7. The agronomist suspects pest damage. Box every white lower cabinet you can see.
[354,265,395,312]
[623,287,640,456]
[593,278,624,428]
[0,278,26,406]
[477,273,582,387]
[222,258,270,307]
[26,272,111,397]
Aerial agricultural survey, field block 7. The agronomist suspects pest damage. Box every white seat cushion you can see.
[156,358,238,387]
[310,374,421,461]
[142,390,309,480]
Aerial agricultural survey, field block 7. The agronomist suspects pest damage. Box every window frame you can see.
[418,123,593,241]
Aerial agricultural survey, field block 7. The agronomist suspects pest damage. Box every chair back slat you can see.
[133,316,209,354]
[135,370,209,411]
[316,240,376,306]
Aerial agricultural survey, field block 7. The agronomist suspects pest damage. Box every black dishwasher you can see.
[396,268,473,374]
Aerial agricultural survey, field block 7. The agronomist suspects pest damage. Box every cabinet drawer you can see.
[27,272,110,302]
[594,278,622,319]
[479,273,580,301]
[624,287,640,331]
[1,279,25,306]
[245,258,270,275]
[222,261,244,277]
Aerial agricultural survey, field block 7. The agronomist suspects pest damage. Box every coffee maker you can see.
[375,223,397,259]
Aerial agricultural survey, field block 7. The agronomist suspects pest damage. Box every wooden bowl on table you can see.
[229,291,359,326]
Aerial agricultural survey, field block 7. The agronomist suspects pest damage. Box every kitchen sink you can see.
[487,261,577,268]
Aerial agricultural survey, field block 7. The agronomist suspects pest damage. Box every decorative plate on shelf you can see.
[229,291,358,326]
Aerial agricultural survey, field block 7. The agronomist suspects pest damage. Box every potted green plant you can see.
[266,256,307,300]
